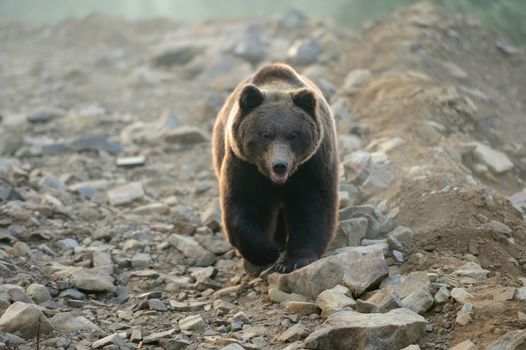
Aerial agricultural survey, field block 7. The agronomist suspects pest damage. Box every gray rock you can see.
[277,322,309,343]
[27,106,66,123]
[230,311,250,331]
[92,333,126,349]
[303,308,426,350]
[116,155,146,168]
[67,134,122,154]
[131,253,152,268]
[164,126,208,145]
[514,287,526,300]
[51,312,103,334]
[153,41,205,66]
[169,233,210,258]
[195,231,231,255]
[268,288,309,304]
[315,285,356,318]
[488,220,513,236]
[179,314,206,332]
[58,288,86,300]
[450,288,472,304]
[486,329,526,350]
[470,142,513,174]
[201,199,222,231]
[455,303,474,326]
[449,340,478,350]
[107,182,144,206]
[70,269,116,293]
[233,25,266,64]
[25,283,51,304]
[453,262,489,279]
[400,287,434,315]
[342,255,389,297]
[331,217,368,249]
[434,286,450,304]
[387,226,414,251]
[0,302,53,338]
[287,39,321,65]
[142,328,177,343]
[148,298,168,311]
[278,9,307,29]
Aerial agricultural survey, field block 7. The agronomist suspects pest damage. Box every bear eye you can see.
[288,132,298,140]
[262,133,272,141]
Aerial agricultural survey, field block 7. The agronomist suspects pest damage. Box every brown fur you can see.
[212,63,339,273]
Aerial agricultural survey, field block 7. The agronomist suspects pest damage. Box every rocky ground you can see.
[1,2,526,349]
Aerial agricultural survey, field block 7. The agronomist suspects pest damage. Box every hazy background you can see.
[1,0,525,48]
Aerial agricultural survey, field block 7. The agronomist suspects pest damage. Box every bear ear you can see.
[292,88,317,117]
[239,84,264,112]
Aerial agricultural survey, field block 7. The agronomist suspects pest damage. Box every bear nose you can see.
[272,161,288,175]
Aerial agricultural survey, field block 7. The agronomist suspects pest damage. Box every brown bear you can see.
[212,63,338,273]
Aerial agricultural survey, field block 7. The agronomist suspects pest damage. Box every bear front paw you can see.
[274,255,318,273]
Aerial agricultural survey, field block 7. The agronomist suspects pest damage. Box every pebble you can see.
[107,182,145,206]
[25,283,51,304]
[276,322,309,343]
[179,314,206,332]
[0,302,53,338]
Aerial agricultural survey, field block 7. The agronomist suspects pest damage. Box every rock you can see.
[494,287,516,301]
[68,134,122,154]
[387,226,414,251]
[287,39,321,65]
[233,25,266,64]
[442,61,468,79]
[285,301,321,316]
[486,329,526,350]
[434,286,450,304]
[12,241,32,258]
[400,287,434,315]
[230,311,250,331]
[469,142,513,174]
[107,182,145,206]
[194,231,231,255]
[453,262,489,279]
[455,303,474,326]
[315,285,356,318]
[509,189,526,213]
[142,328,178,343]
[169,233,210,258]
[26,283,51,304]
[153,41,205,66]
[70,269,116,293]
[148,299,168,311]
[333,217,368,248]
[401,346,421,350]
[341,255,389,297]
[220,344,246,350]
[179,314,206,332]
[514,287,526,300]
[27,106,66,123]
[450,288,472,304]
[164,126,208,145]
[116,155,146,167]
[57,238,79,250]
[449,340,478,350]
[201,199,222,231]
[58,288,86,300]
[131,252,152,268]
[272,249,387,300]
[277,322,309,343]
[51,312,103,334]
[92,333,126,349]
[268,288,309,304]
[0,302,53,338]
[303,308,426,350]
[278,9,307,29]
[488,220,513,236]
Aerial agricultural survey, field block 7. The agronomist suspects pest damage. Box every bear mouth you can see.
[270,172,288,184]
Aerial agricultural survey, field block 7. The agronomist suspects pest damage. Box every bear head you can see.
[227,83,324,184]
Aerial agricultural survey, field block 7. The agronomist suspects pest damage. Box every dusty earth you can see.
[1,2,526,349]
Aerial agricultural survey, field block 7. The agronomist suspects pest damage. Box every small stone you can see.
[116,155,146,168]
[453,262,489,279]
[51,312,103,334]
[26,283,51,304]
[401,287,434,315]
[515,287,526,300]
[169,233,210,258]
[142,328,177,343]
[488,220,513,236]
[131,253,152,268]
[129,328,142,342]
[277,322,309,343]
[268,288,309,304]
[230,312,250,331]
[449,340,478,350]
[27,106,66,123]
[57,238,79,250]
[287,39,321,65]
[12,241,32,258]
[315,285,356,318]
[0,302,53,338]
[285,301,320,316]
[59,288,87,300]
[107,182,144,206]
[470,142,513,174]
[387,226,414,251]
[148,299,168,311]
[179,314,206,332]
[494,287,516,301]
[518,311,526,321]
[450,288,472,304]
[92,333,126,349]
[70,269,116,293]
[164,126,208,145]
[233,25,266,64]
[434,286,450,304]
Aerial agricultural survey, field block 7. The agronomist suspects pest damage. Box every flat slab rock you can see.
[302,308,426,350]
[271,248,388,299]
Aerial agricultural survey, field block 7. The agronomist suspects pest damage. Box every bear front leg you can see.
[222,194,281,267]
[275,187,337,273]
